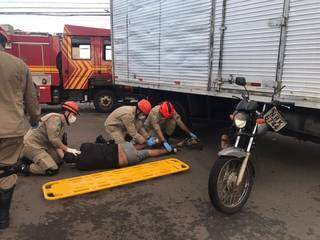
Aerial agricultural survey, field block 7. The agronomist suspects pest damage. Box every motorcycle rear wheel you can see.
[208,156,254,214]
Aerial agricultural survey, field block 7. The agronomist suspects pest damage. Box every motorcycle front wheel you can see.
[208,156,254,214]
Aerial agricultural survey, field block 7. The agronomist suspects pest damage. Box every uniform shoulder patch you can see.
[48,116,62,129]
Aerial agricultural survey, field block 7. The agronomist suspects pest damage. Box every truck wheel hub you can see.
[100,96,112,107]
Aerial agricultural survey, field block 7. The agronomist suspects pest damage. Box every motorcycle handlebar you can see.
[271,100,294,109]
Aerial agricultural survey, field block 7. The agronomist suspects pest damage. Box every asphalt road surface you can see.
[1,105,319,240]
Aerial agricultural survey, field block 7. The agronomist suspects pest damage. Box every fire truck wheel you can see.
[93,90,116,113]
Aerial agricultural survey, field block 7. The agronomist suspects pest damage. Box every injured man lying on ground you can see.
[60,135,170,171]
[13,136,170,176]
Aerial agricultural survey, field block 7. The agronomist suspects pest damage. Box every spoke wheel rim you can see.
[216,159,250,208]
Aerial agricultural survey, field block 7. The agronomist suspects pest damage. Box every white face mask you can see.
[68,114,77,124]
[138,113,146,120]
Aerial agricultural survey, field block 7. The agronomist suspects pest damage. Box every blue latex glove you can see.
[147,137,157,147]
[189,132,198,139]
[163,141,173,152]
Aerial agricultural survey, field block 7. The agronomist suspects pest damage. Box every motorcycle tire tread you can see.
[208,156,254,215]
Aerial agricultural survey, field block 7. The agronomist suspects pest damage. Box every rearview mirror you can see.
[235,77,246,86]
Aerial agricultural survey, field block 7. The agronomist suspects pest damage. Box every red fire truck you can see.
[4,24,115,112]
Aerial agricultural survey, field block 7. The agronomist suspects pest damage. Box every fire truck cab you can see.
[4,24,114,112]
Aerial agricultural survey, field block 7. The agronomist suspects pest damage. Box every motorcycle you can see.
[208,77,290,214]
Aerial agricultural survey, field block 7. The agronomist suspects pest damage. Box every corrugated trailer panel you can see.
[211,0,223,87]
[112,0,320,108]
[112,0,129,82]
[281,0,320,102]
[159,0,211,89]
[127,0,160,85]
[213,0,284,92]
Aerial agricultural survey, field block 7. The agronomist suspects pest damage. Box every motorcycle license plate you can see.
[264,106,287,132]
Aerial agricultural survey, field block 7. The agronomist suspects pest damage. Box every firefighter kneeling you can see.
[144,101,199,152]
[19,101,81,176]
[104,99,152,144]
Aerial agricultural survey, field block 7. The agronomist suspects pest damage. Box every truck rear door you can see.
[280,0,320,107]
[211,0,285,94]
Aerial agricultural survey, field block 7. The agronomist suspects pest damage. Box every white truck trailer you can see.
[110,0,320,142]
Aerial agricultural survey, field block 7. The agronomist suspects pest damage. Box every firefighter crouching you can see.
[144,101,199,152]
[104,99,154,145]
[19,101,81,176]
[0,27,41,229]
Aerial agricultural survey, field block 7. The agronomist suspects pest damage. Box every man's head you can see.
[0,27,8,48]
[61,101,79,125]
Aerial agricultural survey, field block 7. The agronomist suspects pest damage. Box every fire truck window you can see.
[5,42,12,49]
[103,39,112,61]
[71,38,91,60]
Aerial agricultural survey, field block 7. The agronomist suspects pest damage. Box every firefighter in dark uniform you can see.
[0,27,41,229]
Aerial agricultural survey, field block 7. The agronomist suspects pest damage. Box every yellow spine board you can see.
[42,158,189,200]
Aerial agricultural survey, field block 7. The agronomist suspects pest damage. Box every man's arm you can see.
[148,113,165,142]
[56,148,65,159]
[138,127,150,139]
[147,148,168,157]
[122,115,146,144]
[155,128,165,142]
[176,114,198,139]
[46,117,68,151]
[176,118,190,134]
[23,67,41,126]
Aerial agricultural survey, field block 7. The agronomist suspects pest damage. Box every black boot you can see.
[95,135,108,144]
[0,186,15,230]
[20,156,33,165]
[18,163,31,176]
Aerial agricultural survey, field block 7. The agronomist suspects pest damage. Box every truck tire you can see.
[93,90,116,113]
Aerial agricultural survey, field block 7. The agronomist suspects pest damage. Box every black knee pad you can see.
[45,168,59,176]
[0,164,20,178]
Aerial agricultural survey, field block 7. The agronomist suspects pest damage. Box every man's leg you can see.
[23,147,59,176]
[46,147,63,166]
[106,126,126,144]
[0,137,23,229]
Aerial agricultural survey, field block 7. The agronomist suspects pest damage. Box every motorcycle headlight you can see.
[234,112,248,129]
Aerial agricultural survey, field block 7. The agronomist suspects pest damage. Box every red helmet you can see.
[0,27,9,43]
[62,101,79,115]
[137,99,152,115]
[159,101,175,118]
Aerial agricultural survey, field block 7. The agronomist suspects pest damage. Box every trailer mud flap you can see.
[42,158,189,200]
